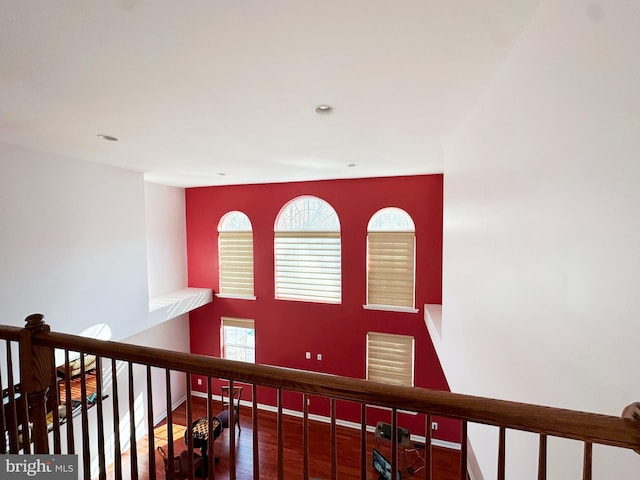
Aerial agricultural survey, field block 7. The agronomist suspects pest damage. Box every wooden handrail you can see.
[0,325,22,341]
[3,313,639,480]
[26,326,640,452]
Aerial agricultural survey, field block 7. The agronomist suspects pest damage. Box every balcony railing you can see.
[1,314,639,480]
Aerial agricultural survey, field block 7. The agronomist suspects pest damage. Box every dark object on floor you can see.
[373,448,401,480]
[375,421,411,446]
[157,445,206,479]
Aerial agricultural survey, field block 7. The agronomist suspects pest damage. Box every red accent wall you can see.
[186,174,459,443]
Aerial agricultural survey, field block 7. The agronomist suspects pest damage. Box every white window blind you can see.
[218,211,254,298]
[219,231,254,296]
[366,332,414,387]
[274,231,341,303]
[367,231,415,308]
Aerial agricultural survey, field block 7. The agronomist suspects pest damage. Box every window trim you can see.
[218,212,255,298]
[362,304,419,314]
[215,293,257,301]
[366,210,417,309]
[221,317,255,364]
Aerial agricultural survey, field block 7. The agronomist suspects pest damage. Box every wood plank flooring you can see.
[109,396,461,480]
[57,371,97,405]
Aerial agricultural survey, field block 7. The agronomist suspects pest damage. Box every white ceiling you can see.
[0,1,541,187]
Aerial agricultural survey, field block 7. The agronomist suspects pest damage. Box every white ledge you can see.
[149,288,213,322]
[215,293,257,300]
[363,304,419,314]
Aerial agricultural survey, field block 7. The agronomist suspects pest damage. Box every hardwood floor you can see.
[111,396,461,480]
[57,371,98,405]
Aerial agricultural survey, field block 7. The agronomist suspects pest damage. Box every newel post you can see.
[19,313,54,453]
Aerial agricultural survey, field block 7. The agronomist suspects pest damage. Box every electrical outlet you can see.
[306,398,311,406]
[431,421,438,431]
[197,378,202,386]
[317,353,322,360]
[305,351,311,359]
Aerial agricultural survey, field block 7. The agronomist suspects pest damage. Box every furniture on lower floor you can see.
[184,416,223,465]
[374,421,415,475]
[374,421,411,448]
[56,354,97,379]
[217,385,243,431]
[157,446,206,480]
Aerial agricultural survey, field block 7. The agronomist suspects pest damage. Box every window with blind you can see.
[366,332,414,387]
[366,207,416,311]
[222,317,255,363]
[218,211,255,298]
[274,196,341,303]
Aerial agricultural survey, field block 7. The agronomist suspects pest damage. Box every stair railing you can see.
[1,314,639,480]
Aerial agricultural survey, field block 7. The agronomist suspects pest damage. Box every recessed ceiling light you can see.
[314,104,335,115]
[97,134,118,141]
[217,172,227,176]
[348,163,357,167]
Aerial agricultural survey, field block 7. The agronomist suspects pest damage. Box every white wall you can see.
[0,151,193,473]
[0,143,192,473]
[124,315,190,424]
[141,181,190,420]
[144,182,187,298]
[442,1,640,478]
[0,143,149,340]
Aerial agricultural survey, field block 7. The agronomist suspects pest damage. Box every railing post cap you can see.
[25,313,48,331]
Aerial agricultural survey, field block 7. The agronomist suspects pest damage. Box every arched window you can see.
[274,196,341,303]
[218,211,255,298]
[366,207,417,311]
